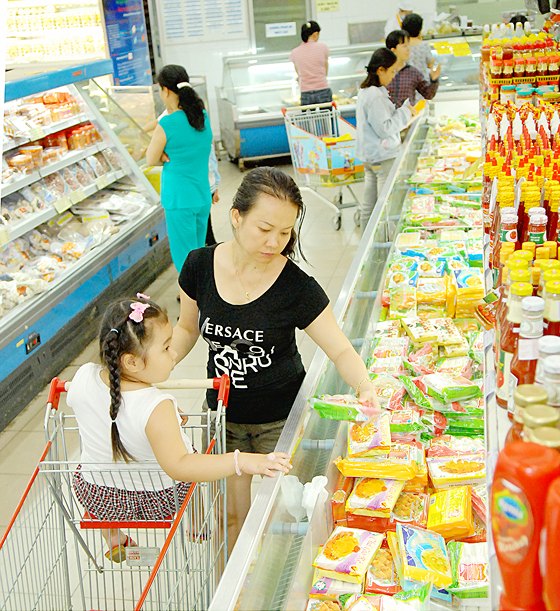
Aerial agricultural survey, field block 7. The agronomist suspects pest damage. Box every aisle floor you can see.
[0,159,364,531]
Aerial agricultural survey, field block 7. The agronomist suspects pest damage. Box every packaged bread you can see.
[312,527,384,584]
[346,478,405,518]
[395,524,453,588]
[390,491,429,529]
[335,444,418,481]
[347,415,391,458]
[431,317,464,346]
[427,486,474,540]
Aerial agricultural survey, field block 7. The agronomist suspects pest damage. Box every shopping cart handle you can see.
[47,377,69,411]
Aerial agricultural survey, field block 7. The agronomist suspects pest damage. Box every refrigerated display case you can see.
[209,98,492,611]
[217,36,482,168]
[0,59,169,431]
[6,0,107,68]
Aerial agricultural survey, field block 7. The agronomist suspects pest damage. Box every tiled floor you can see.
[0,158,364,532]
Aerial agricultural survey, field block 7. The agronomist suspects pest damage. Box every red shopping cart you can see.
[0,375,230,611]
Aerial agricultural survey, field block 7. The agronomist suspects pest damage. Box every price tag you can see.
[69,189,86,204]
[28,127,45,141]
[0,227,10,247]
[95,175,109,190]
[54,196,72,213]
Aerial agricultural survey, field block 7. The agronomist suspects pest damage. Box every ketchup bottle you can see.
[492,442,560,611]
[543,477,560,610]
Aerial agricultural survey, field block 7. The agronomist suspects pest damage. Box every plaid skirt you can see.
[73,467,192,522]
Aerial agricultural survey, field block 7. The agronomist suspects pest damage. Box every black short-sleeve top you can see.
[178,244,329,424]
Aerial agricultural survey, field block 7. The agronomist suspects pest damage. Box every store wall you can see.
[159,0,437,138]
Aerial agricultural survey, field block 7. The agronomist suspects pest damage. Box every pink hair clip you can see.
[137,292,150,300]
[129,302,150,323]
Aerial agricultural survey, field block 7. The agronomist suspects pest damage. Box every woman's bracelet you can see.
[355,377,371,398]
[233,449,242,476]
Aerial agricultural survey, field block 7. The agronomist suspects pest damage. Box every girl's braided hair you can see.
[99,296,168,462]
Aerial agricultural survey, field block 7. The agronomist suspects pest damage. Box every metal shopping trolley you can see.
[0,375,230,611]
[283,102,364,230]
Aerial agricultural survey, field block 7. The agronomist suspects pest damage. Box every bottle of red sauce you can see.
[544,477,560,610]
[497,282,533,413]
[492,442,560,611]
[509,296,546,412]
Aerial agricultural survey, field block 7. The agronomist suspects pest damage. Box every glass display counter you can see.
[217,36,481,168]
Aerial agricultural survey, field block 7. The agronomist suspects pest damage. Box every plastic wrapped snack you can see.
[44,171,69,197]
[395,524,453,588]
[427,454,485,490]
[389,410,423,434]
[395,233,421,251]
[471,484,487,524]
[93,151,111,174]
[313,527,384,584]
[332,472,355,524]
[346,478,405,518]
[62,166,81,191]
[371,337,409,359]
[427,435,485,458]
[365,547,401,595]
[368,356,406,377]
[374,320,402,339]
[422,373,480,403]
[398,376,431,410]
[431,318,463,346]
[417,260,445,278]
[440,336,470,358]
[389,287,417,319]
[416,278,446,305]
[370,375,405,410]
[335,443,419,481]
[390,491,429,530]
[86,154,105,176]
[435,356,473,379]
[387,268,419,290]
[347,415,391,458]
[389,258,418,274]
[74,163,93,186]
[401,317,438,345]
[427,486,474,540]
[447,541,489,598]
[306,599,342,611]
[103,147,122,170]
[312,395,378,422]
[78,159,96,181]
[310,560,362,599]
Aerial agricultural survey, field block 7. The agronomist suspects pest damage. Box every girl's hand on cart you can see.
[239,452,293,478]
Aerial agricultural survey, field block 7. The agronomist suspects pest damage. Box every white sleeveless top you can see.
[67,363,193,490]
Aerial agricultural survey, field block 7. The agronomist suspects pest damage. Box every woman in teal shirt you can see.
[147,65,213,271]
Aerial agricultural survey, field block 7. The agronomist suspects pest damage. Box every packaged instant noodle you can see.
[347,415,392,458]
[313,527,384,584]
[427,486,474,540]
[395,524,453,588]
[346,478,405,518]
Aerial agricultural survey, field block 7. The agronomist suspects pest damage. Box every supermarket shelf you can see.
[1,168,127,245]
[7,0,98,7]
[3,113,88,153]
[7,27,103,38]
[0,202,164,353]
[1,142,107,197]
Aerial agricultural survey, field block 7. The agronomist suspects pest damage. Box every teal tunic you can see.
[159,110,213,271]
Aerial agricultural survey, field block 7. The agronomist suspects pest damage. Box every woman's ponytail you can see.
[177,85,206,132]
[157,65,206,132]
[104,331,135,463]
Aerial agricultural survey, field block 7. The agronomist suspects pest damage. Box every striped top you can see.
[289,40,329,92]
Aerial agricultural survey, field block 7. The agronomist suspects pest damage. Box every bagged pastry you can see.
[364,547,402,595]
[427,486,474,540]
[427,453,485,490]
[346,478,405,518]
[347,415,391,458]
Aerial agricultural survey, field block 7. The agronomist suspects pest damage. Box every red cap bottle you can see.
[544,477,560,610]
[492,442,560,610]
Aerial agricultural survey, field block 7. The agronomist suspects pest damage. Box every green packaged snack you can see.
[422,373,481,404]
[312,395,376,422]
[448,541,489,598]
[398,375,432,410]
[389,409,424,433]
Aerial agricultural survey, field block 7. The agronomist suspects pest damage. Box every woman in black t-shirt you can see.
[173,167,380,552]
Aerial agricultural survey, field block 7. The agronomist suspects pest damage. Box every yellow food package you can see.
[346,478,405,518]
[431,317,464,346]
[416,278,447,304]
[439,335,469,357]
[335,443,419,481]
[396,523,453,588]
[401,316,438,344]
[427,486,475,540]
[414,99,426,112]
[313,526,384,584]
[347,415,392,458]
[427,453,486,490]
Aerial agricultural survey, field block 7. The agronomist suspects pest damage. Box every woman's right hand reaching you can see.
[238,451,293,478]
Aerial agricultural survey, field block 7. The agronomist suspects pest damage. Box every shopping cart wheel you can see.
[332,214,342,231]
[354,210,360,227]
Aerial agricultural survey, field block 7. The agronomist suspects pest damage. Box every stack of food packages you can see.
[306,117,491,611]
